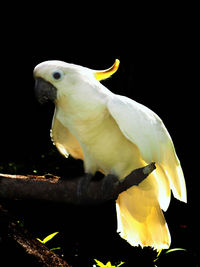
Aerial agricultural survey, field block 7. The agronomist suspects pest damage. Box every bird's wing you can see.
[51,111,84,160]
[107,95,186,203]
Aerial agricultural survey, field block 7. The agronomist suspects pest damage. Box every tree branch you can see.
[0,204,70,267]
[0,163,156,205]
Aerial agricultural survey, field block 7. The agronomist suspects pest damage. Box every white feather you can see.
[107,94,186,203]
[34,60,187,250]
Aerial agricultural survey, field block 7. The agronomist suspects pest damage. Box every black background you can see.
[0,6,199,266]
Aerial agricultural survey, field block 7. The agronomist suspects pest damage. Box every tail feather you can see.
[116,174,171,250]
[152,165,171,211]
[160,140,187,203]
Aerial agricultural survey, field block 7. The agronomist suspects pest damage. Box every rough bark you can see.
[0,163,156,205]
[0,163,156,266]
[0,204,70,267]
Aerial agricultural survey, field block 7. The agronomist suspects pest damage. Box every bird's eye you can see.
[52,70,63,80]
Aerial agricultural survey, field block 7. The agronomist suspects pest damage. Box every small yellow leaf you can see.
[94,259,106,267]
[94,259,125,267]
[165,248,186,254]
[43,232,59,244]
[50,247,61,251]
[117,262,125,267]
[154,249,163,262]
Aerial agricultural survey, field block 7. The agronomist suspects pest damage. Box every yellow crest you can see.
[94,59,120,81]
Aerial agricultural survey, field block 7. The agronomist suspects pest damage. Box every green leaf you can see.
[94,259,107,267]
[117,262,125,267]
[156,249,163,258]
[165,248,186,254]
[154,249,163,262]
[42,232,59,244]
[154,247,186,262]
[94,259,125,267]
[50,247,61,251]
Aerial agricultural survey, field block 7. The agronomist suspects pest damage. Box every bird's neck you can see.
[55,91,108,135]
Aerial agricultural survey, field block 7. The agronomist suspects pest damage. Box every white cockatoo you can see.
[34,59,187,250]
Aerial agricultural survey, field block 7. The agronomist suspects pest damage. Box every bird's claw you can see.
[77,173,93,202]
[101,174,119,199]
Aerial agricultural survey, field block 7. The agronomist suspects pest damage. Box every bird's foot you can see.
[101,174,119,200]
[77,173,93,202]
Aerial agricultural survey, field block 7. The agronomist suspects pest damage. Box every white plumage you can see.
[34,59,187,250]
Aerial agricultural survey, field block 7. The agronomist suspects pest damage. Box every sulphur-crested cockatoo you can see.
[34,59,187,250]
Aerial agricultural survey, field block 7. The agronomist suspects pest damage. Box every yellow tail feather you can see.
[116,173,171,250]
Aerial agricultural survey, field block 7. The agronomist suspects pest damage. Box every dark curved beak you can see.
[34,78,57,104]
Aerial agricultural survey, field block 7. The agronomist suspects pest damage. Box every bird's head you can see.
[33,59,120,104]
